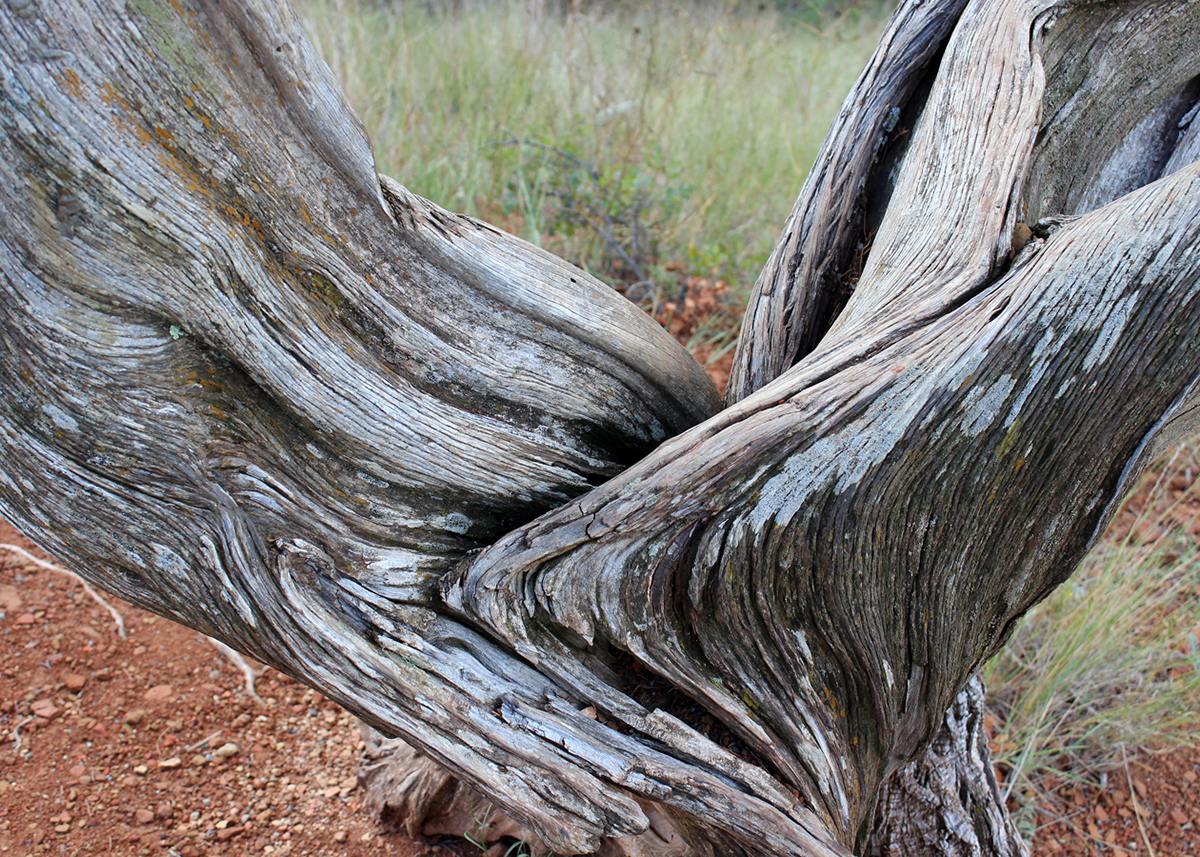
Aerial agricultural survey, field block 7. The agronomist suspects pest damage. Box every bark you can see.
[865,678,1026,857]
[1,0,1199,856]
[357,726,539,849]
[358,725,690,857]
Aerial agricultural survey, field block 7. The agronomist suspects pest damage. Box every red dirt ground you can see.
[0,518,472,857]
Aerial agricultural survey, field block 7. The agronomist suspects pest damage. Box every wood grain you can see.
[0,0,1198,854]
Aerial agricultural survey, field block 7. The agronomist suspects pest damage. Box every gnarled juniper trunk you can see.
[1,0,1199,855]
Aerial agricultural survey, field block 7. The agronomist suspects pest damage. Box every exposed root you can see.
[0,543,126,638]
[10,715,33,756]
[206,635,266,705]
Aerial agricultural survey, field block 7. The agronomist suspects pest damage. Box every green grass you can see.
[296,0,889,309]
[983,443,1200,833]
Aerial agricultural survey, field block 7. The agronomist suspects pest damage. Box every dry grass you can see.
[984,441,1200,831]
[297,0,889,311]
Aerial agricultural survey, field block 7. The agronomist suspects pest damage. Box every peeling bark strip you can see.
[866,678,1026,857]
[1,0,1199,855]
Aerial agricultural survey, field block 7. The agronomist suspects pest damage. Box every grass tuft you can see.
[984,442,1200,832]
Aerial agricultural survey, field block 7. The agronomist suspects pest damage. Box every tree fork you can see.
[1,0,1199,855]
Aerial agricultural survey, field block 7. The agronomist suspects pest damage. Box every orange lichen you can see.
[181,176,214,198]
[58,69,83,100]
[99,81,129,111]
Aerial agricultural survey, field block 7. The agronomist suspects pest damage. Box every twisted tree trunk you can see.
[1,0,1198,855]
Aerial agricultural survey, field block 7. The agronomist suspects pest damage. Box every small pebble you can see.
[144,684,174,703]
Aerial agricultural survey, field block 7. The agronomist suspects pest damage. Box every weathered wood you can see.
[866,678,1027,857]
[0,1,722,852]
[727,0,970,400]
[0,0,1198,855]
[358,725,691,857]
[449,159,1200,852]
[447,0,1200,851]
[729,0,1200,400]
[358,725,537,847]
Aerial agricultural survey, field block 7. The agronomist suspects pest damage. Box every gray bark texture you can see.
[1,0,1198,855]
